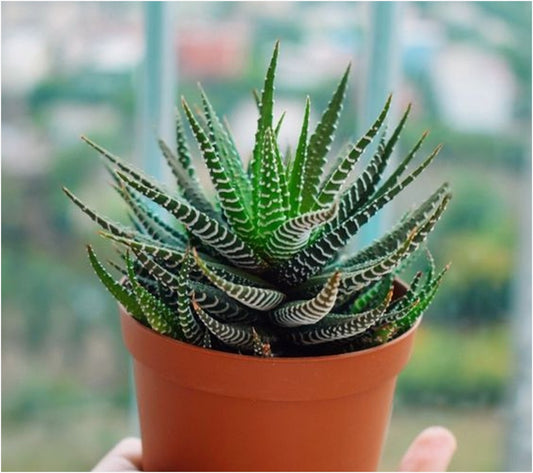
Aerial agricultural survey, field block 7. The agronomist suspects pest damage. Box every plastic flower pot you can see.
[120,282,418,471]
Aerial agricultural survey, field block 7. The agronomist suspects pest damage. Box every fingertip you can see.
[419,426,457,451]
[399,426,456,472]
[115,436,142,451]
[93,437,143,472]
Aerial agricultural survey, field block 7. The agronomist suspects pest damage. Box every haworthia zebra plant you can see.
[65,42,451,357]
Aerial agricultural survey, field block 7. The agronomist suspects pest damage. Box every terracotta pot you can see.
[120,286,418,472]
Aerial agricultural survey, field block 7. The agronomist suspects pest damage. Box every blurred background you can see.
[2,2,531,471]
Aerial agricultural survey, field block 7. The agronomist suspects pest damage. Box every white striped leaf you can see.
[287,96,310,216]
[158,137,219,219]
[192,299,258,351]
[300,227,415,299]
[250,41,279,222]
[265,201,339,261]
[118,184,188,248]
[270,271,341,327]
[299,65,351,213]
[313,94,391,210]
[198,86,252,213]
[132,249,255,323]
[86,245,144,322]
[343,188,451,268]
[101,233,189,268]
[116,170,268,270]
[103,232,271,293]
[63,187,136,240]
[81,136,165,191]
[190,282,255,323]
[326,106,417,232]
[334,229,418,302]
[126,254,179,337]
[285,288,392,345]
[257,128,287,237]
[176,253,205,345]
[194,249,285,311]
[182,99,255,240]
[372,132,433,201]
[274,153,448,285]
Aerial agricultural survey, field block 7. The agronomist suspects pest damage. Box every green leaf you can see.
[252,328,274,357]
[190,281,256,323]
[349,275,394,313]
[118,184,188,247]
[274,137,291,220]
[116,170,268,270]
[343,188,451,268]
[274,156,449,285]
[250,41,280,221]
[126,254,179,337]
[86,246,144,322]
[325,105,415,231]
[252,88,261,110]
[288,96,311,216]
[271,272,341,327]
[192,299,258,351]
[300,65,351,213]
[274,111,286,138]
[198,86,252,211]
[396,263,450,330]
[265,202,338,261]
[63,187,146,241]
[182,99,255,240]
[313,94,391,210]
[285,288,392,345]
[194,249,285,311]
[176,252,205,345]
[158,137,219,219]
[257,128,287,237]
[372,131,432,201]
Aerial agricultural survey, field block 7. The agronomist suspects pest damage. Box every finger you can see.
[93,437,143,472]
[398,426,456,472]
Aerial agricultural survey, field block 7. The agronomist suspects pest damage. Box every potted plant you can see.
[64,42,451,471]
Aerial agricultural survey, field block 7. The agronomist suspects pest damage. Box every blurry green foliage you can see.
[29,71,136,115]
[397,324,511,405]
[429,174,517,324]
[402,122,528,172]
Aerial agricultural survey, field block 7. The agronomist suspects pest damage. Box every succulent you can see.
[64,42,451,357]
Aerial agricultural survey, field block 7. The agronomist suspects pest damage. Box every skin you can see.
[93,427,456,472]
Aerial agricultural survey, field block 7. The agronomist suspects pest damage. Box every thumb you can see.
[398,426,456,472]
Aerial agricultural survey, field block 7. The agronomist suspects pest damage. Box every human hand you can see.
[92,437,142,472]
[398,426,457,471]
[93,426,456,472]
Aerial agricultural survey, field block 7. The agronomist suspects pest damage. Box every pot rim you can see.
[121,307,420,399]
[122,306,421,363]
[120,275,416,364]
